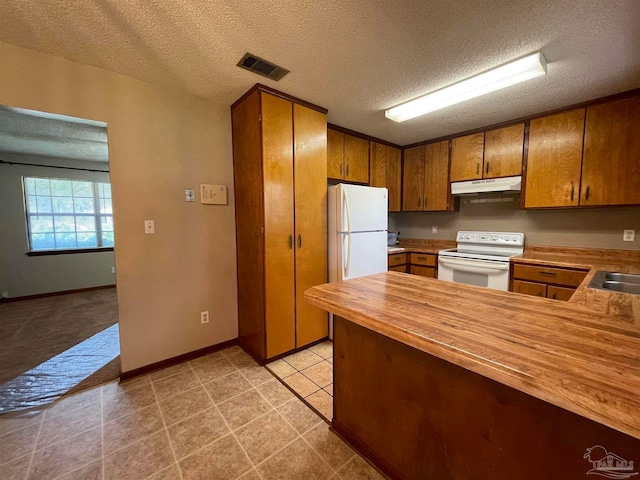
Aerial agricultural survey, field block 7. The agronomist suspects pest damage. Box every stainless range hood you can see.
[451,175,521,195]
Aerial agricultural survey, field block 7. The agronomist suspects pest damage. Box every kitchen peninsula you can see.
[305,270,640,479]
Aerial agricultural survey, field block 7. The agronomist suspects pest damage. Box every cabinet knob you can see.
[476,163,480,175]
[486,162,490,174]
[585,185,591,201]
[346,164,349,177]
[570,182,574,202]
[297,234,302,248]
[288,235,293,249]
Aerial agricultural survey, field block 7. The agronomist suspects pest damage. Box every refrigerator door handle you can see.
[343,188,352,278]
[343,188,352,235]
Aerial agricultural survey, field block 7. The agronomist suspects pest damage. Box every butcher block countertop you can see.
[304,271,640,440]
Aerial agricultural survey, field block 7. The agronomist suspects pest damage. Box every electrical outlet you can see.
[185,189,195,202]
[144,220,155,234]
[431,226,438,234]
[111,267,116,274]
[623,229,635,242]
[200,311,210,324]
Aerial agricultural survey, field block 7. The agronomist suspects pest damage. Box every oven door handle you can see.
[438,257,509,271]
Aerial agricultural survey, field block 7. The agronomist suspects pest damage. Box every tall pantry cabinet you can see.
[231,85,329,362]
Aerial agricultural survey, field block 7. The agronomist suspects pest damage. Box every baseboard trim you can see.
[259,336,330,365]
[1,284,117,303]
[120,338,239,381]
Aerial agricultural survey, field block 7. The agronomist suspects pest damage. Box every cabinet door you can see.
[423,140,450,211]
[410,265,436,278]
[402,146,425,211]
[547,285,574,301]
[387,146,402,212]
[582,96,640,206]
[483,123,524,179]
[524,110,585,208]
[450,133,484,182]
[370,142,387,188]
[261,93,296,358]
[293,104,328,348]
[512,280,546,298]
[327,128,344,179]
[344,134,370,183]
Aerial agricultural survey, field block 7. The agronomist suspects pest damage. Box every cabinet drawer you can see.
[513,264,587,287]
[410,265,436,278]
[389,265,407,273]
[546,285,575,301]
[388,253,407,267]
[513,280,546,297]
[410,253,436,267]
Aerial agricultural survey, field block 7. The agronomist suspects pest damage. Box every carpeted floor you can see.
[0,288,120,405]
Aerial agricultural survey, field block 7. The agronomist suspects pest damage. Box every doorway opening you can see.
[0,105,120,413]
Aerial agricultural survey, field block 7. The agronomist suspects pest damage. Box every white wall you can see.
[0,153,115,297]
[0,41,238,373]
[394,196,640,250]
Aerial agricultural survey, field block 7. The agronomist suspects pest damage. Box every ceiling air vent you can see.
[237,53,289,81]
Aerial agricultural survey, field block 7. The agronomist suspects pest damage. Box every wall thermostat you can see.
[200,184,228,205]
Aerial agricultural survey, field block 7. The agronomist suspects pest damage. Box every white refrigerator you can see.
[328,184,388,336]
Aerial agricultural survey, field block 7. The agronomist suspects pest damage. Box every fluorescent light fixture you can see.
[385,52,547,122]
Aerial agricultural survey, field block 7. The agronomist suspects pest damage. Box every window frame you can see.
[22,176,114,255]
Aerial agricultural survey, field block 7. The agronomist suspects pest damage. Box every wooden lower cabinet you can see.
[389,252,437,277]
[410,265,435,277]
[389,265,407,273]
[513,279,546,298]
[511,263,588,301]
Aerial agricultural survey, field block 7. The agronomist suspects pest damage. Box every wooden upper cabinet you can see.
[344,134,369,183]
[387,146,402,212]
[328,128,369,184]
[483,123,524,179]
[402,146,425,211]
[370,143,402,212]
[423,140,450,211]
[370,142,387,188]
[450,133,484,182]
[525,109,585,208]
[327,128,344,179]
[582,96,640,206]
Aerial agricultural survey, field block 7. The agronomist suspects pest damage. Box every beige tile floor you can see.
[0,344,385,480]
[266,340,334,421]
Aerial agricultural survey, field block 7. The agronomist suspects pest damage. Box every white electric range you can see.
[438,231,524,291]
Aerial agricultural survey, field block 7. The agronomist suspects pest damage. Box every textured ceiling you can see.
[0,0,639,145]
[0,107,108,162]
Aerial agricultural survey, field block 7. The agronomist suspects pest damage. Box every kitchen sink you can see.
[588,271,640,295]
[604,272,640,284]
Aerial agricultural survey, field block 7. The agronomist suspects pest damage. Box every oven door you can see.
[437,256,510,290]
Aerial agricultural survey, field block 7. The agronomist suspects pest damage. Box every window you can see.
[23,176,114,252]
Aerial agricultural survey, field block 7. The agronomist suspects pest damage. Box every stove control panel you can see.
[456,231,524,246]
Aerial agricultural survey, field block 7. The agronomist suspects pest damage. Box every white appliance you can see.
[451,175,521,195]
[328,184,388,337]
[438,231,524,291]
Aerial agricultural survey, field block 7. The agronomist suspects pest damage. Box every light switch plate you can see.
[200,184,228,205]
[144,220,155,234]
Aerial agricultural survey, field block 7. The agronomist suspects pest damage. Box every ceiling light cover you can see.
[385,52,547,122]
